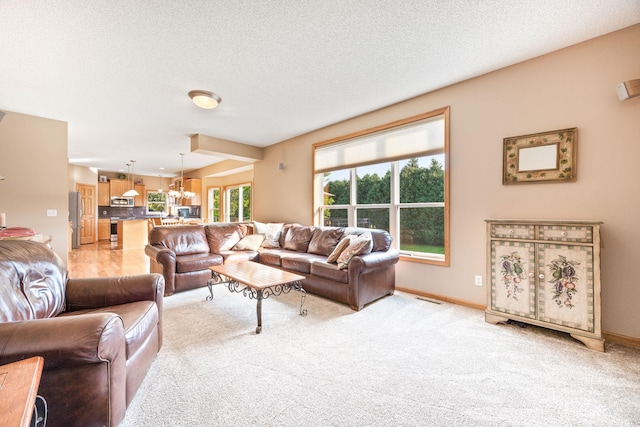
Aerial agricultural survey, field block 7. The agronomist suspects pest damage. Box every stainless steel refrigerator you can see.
[68,191,82,249]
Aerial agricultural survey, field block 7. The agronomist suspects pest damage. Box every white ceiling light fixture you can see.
[168,153,196,200]
[188,90,222,109]
[123,160,140,196]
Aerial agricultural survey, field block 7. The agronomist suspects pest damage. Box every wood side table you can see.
[0,356,45,427]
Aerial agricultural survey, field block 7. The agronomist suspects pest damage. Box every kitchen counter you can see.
[115,219,148,250]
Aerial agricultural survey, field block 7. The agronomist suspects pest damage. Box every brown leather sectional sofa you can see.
[146,222,399,310]
[0,240,164,427]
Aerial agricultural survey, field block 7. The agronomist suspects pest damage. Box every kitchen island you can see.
[116,219,148,250]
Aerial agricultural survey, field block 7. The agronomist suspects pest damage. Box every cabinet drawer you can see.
[538,225,593,243]
[490,224,535,240]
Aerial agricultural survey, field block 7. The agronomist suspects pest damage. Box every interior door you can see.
[77,183,96,244]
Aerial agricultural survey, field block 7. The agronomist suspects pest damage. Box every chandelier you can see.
[168,153,195,200]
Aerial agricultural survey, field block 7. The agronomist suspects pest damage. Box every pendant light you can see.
[168,153,195,200]
[123,160,140,196]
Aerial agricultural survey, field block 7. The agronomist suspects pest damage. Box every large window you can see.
[313,107,449,265]
[224,183,251,222]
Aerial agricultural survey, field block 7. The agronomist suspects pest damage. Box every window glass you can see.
[208,187,220,222]
[399,207,445,255]
[356,163,390,204]
[147,192,167,213]
[323,208,348,227]
[356,207,389,230]
[323,169,350,206]
[225,184,251,222]
[399,156,444,203]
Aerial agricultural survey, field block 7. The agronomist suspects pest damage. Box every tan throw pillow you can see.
[233,234,265,251]
[261,223,284,248]
[336,233,373,269]
[326,235,353,263]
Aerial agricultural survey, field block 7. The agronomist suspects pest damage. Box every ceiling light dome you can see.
[188,90,221,109]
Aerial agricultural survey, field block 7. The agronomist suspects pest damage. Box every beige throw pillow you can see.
[326,235,353,263]
[261,222,284,248]
[336,233,373,269]
[233,234,265,251]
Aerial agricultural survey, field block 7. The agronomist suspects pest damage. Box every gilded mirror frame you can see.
[503,127,577,184]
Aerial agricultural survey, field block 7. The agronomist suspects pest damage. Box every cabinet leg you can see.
[485,312,507,325]
[570,334,605,352]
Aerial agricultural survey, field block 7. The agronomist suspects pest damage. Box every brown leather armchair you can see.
[0,240,164,427]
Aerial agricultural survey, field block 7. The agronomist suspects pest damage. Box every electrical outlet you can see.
[47,209,57,217]
[474,275,483,286]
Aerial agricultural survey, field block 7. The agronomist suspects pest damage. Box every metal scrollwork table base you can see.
[207,262,308,334]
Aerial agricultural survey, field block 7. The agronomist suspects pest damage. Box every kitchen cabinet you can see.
[109,179,127,197]
[181,178,201,205]
[98,182,110,206]
[134,184,145,206]
[485,220,603,351]
[98,218,110,241]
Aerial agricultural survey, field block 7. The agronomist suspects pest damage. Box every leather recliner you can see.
[0,240,164,427]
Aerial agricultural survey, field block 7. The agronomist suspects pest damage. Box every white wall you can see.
[253,24,640,340]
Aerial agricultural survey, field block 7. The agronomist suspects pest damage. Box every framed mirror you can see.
[503,127,577,184]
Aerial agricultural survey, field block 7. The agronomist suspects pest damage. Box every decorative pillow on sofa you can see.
[233,234,265,251]
[282,225,315,252]
[326,235,353,263]
[253,221,284,248]
[336,232,373,269]
[307,227,344,256]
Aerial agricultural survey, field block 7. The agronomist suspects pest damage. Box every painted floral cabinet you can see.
[485,220,603,351]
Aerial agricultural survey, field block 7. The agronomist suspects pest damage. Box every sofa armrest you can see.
[348,249,400,274]
[0,313,125,369]
[145,244,176,267]
[66,274,164,312]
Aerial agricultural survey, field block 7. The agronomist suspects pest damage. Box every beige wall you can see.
[0,111,69,260]
[254,24,640,339]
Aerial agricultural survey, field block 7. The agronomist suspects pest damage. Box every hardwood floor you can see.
[67,241,150,278]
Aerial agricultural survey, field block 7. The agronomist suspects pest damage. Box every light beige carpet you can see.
[121,286,640,426]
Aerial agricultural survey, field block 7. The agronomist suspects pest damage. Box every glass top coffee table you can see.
[207,262,308,334]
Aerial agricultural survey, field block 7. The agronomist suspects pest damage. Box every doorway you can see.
[77,183,96,244]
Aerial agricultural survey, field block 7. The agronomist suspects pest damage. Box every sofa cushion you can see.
[176,253,222,273]
[219,250,259,264]
[311,261,349,284]
[205,223,246,252]
[233,234,265,251]
[149,225,209,256]
[337,232,373,269]
[282,225,315,252]
[307,227,344,256]
[326,235,353,263]
[257,248,290,267]
[280,253,326,274]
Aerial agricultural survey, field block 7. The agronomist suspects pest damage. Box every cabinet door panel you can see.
[537,244,594,332]
[490,241,536,319]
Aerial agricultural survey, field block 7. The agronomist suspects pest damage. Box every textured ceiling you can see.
[1,1,639,176]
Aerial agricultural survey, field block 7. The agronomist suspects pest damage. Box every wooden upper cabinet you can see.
[182,178,201,205]
[109,179,127,197]
[134,184,145,206]
[98,182,110,206]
